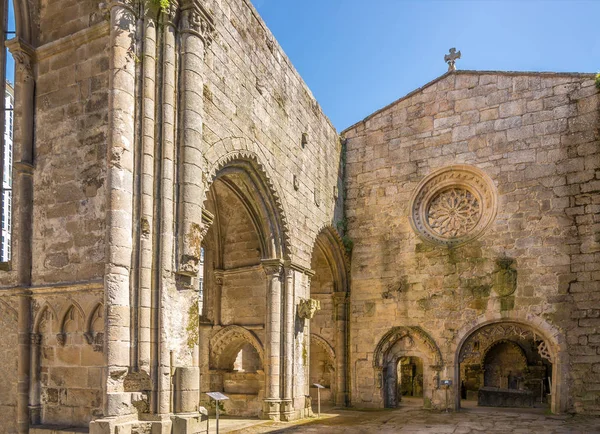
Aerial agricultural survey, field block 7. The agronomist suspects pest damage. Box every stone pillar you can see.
[28,333,41,425]
[7,38,34,434]
[138,0,158,375]
[176,0,214,277]
[156,1,178,416]
[104,0,137,417]
[333,292,348,407]
[281,265,295,420]
[262,259,284,420]
[213,270,223,325]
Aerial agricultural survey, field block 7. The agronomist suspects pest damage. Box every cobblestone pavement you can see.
[225,406,600,434]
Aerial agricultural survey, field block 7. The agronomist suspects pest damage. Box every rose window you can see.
[427,188,481,238]
[409,165,497,247]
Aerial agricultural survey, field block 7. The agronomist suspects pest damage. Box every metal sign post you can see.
[313,383,325,418]
[440,379,452,413]
[206,392,229,434]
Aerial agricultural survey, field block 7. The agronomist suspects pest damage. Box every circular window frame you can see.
[409,165,497,247]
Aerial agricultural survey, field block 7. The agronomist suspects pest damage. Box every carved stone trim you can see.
[459,322,554,364]
[209,325,264,369]
[262,259,284,278]
[373,326,443,369]
[180,0,215,45]
[10,45,34,83]
[409,165,497,247]
[298,298,321,319]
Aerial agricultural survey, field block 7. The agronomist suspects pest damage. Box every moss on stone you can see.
[500,296,515,312]
[186,297,199,349]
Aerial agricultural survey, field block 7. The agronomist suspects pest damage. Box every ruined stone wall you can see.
[343,71,599,413]
[33,19,108,285]
[0,300,18,434]
[202,0,343,264]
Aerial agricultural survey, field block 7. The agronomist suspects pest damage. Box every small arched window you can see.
[0,0,15,263]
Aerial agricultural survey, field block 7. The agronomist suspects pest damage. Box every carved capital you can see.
[214,269,224,286]
[180,0,215,45]
[162,0,180,25]
[262,259,283,278]
[297,298,321,319]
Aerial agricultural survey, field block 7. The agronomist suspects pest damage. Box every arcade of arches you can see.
[0,0,598,432]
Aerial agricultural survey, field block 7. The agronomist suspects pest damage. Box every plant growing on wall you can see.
[150,0,170,11]
[596,73,600,90]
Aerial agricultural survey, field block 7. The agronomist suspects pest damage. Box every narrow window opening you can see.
[0,0,15,262]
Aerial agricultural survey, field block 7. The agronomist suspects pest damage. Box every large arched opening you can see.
[374,326,443,409]
[308,226,350,408]
[198,156,287,418]
[455,318,566,413]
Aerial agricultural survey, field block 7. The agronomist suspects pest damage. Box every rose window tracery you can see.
[427,188,481,238]
[409,165,497,246]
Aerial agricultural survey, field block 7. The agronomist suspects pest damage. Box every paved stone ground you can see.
[220,405,600,434]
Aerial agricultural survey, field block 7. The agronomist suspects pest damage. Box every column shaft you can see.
[104,1,137,416]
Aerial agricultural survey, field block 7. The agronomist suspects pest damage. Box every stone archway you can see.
[454,317,566,413]
[308,226,350,407]
[374,326,443,408]
[198,154,289,419]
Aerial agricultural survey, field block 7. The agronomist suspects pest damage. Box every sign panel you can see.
[206,392,229,401]
[313,383,325,389]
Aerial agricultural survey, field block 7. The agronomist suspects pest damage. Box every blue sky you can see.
[254,0,600,130]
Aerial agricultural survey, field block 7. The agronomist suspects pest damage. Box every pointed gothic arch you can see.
[205,145,291,260]
[373,326,443,408]
[454,314,567,414]
[209,325,264,370]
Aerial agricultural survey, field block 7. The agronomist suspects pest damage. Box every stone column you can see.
[262,259,284,420]
[281,265,295,420]
[28,333,41,425]
[333,292,348,407]
[155,0,178,416]
[213,270,223,325]
[7,38,34,434]
[104,0,137,417]
[137,0,159,375]
[176,0,214,277]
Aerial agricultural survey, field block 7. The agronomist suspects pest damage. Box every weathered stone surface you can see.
[0,1,598,432]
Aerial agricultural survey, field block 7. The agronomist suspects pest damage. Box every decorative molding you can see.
[206,147,291,259]
[373,326,443,369]
[180,0,215,45]
[13,161,34,176]
[34,22,109,62]
[459,322,554,364]
[209,325,264,369]
[262,259,284,278]
[311,333,336,363]
[409,165,497,247]
[297,298,321,319]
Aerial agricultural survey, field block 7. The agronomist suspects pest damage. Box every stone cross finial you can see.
[444,47,461,72]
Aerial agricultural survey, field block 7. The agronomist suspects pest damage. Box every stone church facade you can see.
[0,0,597,432]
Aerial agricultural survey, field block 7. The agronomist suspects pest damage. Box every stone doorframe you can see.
[373,326,443,408]
[454,313,567,414]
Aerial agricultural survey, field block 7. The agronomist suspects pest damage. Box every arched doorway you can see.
[456,321,561,412]
[198,156,287,418]
[308,227,350,408]
[374,327,443,409]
